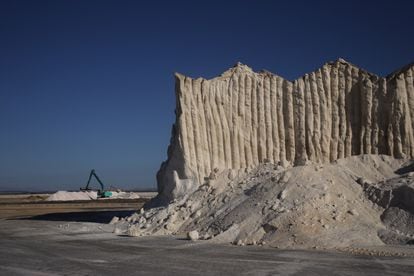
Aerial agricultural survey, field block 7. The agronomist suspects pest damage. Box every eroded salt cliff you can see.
[156,59,414,203]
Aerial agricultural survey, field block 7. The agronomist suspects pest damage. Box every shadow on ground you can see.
[17,210,136,223]
[395,161,414,175]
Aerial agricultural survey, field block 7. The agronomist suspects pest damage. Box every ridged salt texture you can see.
[156,59,414,203]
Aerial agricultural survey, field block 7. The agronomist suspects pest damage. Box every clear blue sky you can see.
[0,0,413,192]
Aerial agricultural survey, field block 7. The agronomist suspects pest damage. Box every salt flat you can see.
[0,219,413,276]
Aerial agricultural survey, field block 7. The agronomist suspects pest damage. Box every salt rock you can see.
[127,226,141,237]
[191,210,202,218]
[357,177,370,185]
[210,224,240,243]
[109,216,119,224]
[187,230,199,241]
[278,190,287,200]
[113,227,123,235]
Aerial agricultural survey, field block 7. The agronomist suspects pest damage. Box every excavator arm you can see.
[82,169,112,198]
[85,169,105,191]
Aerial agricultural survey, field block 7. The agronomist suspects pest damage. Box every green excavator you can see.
[81,169,112,198]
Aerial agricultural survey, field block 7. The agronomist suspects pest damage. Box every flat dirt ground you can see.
[1,193,414,275]
[0,193,156,220]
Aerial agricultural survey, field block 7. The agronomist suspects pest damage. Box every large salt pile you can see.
[46,191,98,201]
[113,155,414,249]
[113,60,414,249]
[46,191,140,201]
[105,191,141,200]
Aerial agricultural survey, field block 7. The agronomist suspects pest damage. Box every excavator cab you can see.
[81,169,112,198]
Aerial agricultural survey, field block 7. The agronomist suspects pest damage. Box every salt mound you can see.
[46,191,140,201]
[114,155,414,249]
[46,191,98,201]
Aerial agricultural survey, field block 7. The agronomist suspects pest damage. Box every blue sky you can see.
[0,0,413,191]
